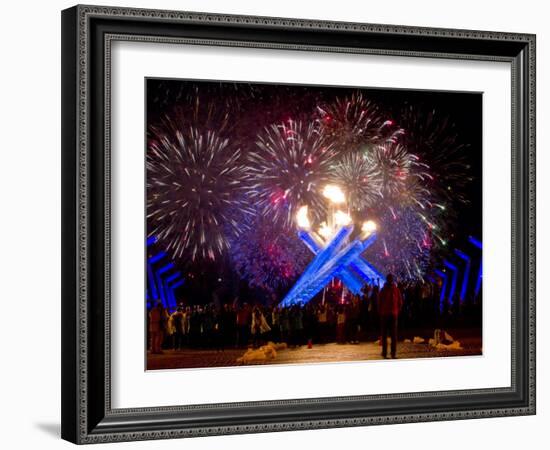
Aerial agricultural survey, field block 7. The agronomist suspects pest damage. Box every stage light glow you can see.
[322,184,345,204]
[296,205,311,229]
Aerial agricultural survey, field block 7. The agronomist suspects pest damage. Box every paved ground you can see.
[147,332,482,370]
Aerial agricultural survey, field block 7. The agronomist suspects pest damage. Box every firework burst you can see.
[147,126,252,261]
[247,120,337,228]
[328,152,383,211]
[150,93,235,143]
[364,205,434,280]
[396,104,472,206]
[317,92,404,152]
[367,142,429,200]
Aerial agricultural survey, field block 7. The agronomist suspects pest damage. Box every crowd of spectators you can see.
[147,279,481,354]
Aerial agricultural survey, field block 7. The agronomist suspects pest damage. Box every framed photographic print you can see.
[61,5,536,444]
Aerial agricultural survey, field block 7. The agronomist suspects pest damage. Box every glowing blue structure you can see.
[165,276,184,307]
[147,251,167,305]
[454,249,471,302]
[435,269,448,312]
[280,225,385,307]
[443,259,458,303]
[147,239,185,309]
[469,236,483,296]
[298,230,364,295]
[433,236,482,309]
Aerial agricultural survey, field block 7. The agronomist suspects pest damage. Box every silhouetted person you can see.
[170,307,185,350]
[251,306,270,348]
[149,302,166,354]
[378,274,403,359]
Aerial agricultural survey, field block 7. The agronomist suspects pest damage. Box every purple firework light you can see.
[228,214,309,293]
[364,205,434,280]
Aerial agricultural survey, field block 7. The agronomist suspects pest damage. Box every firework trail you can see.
[147,125,252,261]
[149,92,235,142]
[317,92,404,153]
[247,119,337,228]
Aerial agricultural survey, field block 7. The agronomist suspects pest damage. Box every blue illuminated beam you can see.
[147,262,158,302]
[443,260,458,304]
[167,278,185,307]
[165,272,181,285]
[170,279,185,290]
[147,250,167,304]
[282,225,353,306]
[295,234,377,304]
[475,261,483,296]
[468,236,483,297]
[155,266,178,309]
[349,258,385,287]
[299,230,366,295]
[157,262,175,275]
[469,236,482,249]
[454,249,471,302]
[435,269,448,313]
[148,252,167,264]
[280,230,383,307]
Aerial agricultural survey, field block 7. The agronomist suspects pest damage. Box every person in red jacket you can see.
[378,274,403,359]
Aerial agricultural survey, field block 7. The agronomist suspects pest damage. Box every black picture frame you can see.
[61,4,536,444]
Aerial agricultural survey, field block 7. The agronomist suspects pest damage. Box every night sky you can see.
[146,78,482,306]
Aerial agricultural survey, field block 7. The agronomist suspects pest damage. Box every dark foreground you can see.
[147,329,482,370]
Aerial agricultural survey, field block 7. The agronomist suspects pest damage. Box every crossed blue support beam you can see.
[349,258,385,286]
[280,225,385,307]
[283,225,353,305]
[301,234,380,303]
[299,230,365,295]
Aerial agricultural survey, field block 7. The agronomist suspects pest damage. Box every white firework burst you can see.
[328,152,383,211]
[247,119,337,228]
[147,126,252,261]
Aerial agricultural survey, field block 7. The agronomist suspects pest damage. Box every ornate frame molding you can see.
[61,4,536,444]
